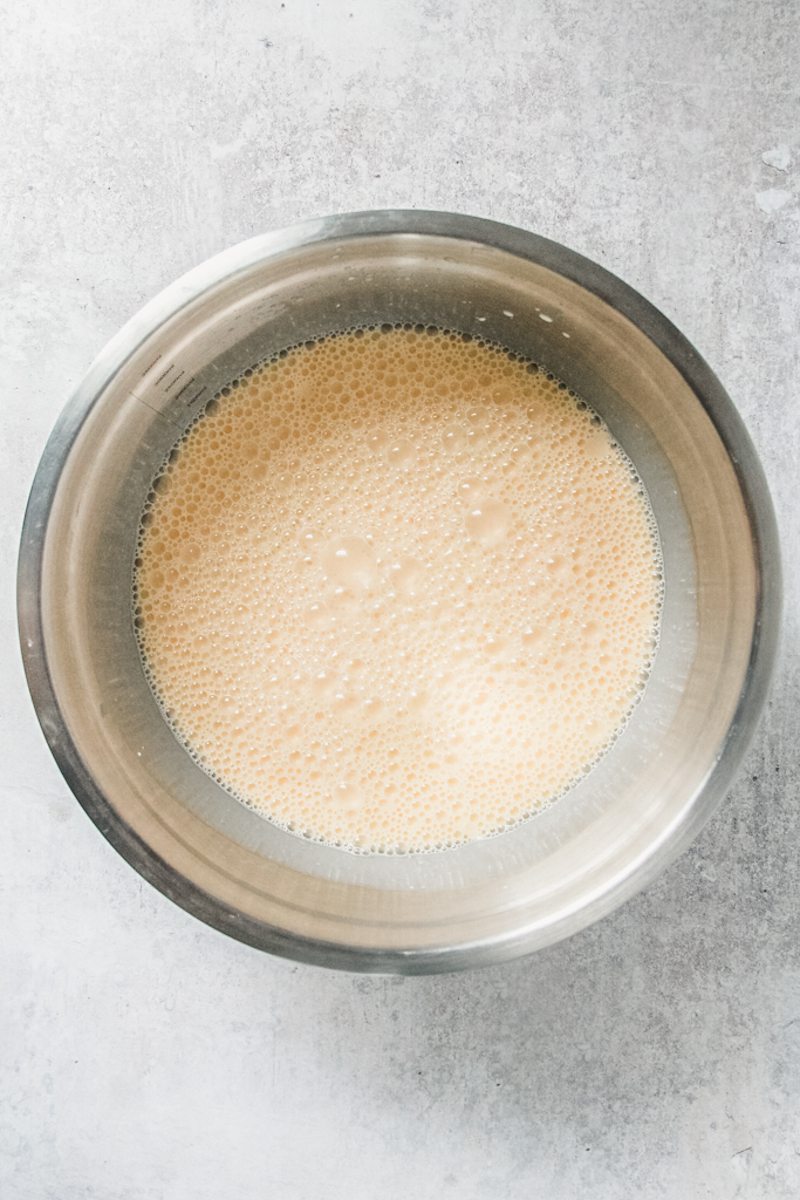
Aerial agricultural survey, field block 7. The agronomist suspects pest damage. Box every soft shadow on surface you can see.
[251,657,799,1198]
[6,663,795,1200]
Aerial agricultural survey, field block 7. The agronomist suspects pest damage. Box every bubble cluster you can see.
[133,325,663,854]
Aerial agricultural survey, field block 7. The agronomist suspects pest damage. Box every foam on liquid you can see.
[133,327,663,854]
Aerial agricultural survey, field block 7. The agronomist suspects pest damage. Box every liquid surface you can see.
[134,327,662,853]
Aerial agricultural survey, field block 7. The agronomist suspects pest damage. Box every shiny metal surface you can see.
[17,211,781,973]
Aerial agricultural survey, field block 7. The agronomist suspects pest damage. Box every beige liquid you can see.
[133,327,662,853]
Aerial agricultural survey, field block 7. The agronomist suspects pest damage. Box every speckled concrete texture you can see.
[2,1,799,1197]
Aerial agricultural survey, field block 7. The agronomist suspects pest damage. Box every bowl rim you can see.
[16,209,783,973]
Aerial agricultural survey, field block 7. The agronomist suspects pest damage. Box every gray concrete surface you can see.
[2,1,799,1196]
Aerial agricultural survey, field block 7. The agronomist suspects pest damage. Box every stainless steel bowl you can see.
[18,211,781,973]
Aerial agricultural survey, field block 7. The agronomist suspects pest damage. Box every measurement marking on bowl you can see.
[154,361,178,387]
[174,376,197,401]
[164,370,186,393]
[185,385,207,407]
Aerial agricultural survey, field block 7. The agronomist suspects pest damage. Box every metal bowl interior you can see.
[18,211,781,972]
